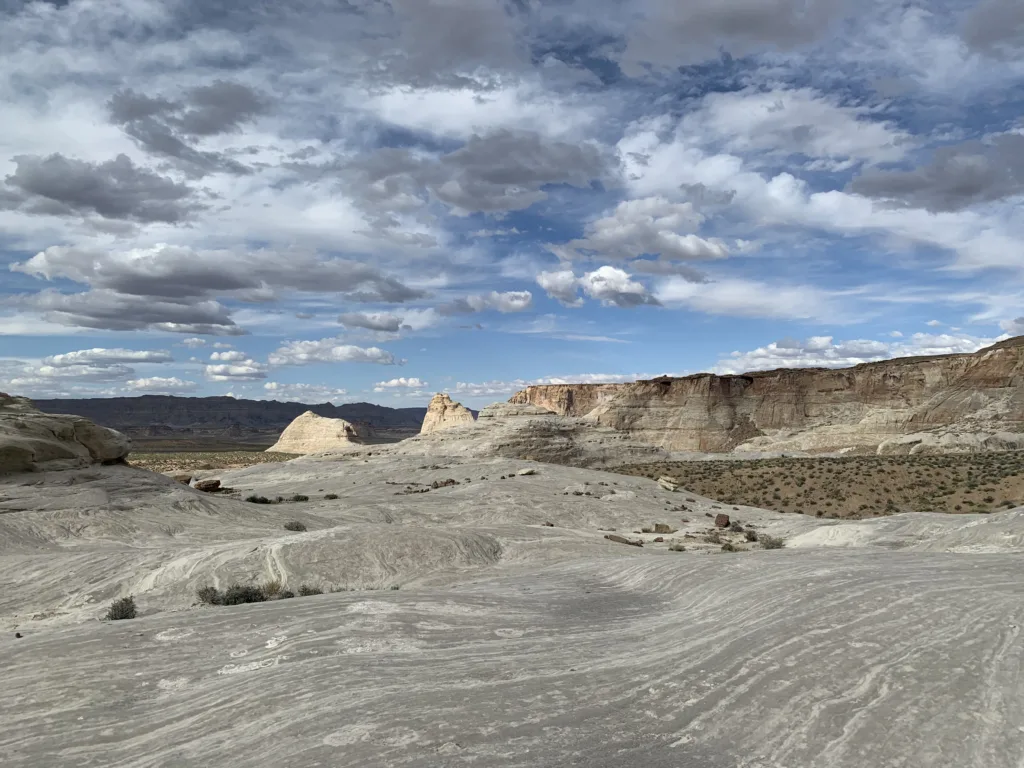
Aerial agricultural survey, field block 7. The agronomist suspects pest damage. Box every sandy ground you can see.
[3,450,1024,766]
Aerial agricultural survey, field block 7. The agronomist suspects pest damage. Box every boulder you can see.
[420,394,476,435]
[714,514,731,528]
[657,476,680,492]
[0,393,131,475]
[267,411,372,454]
[192,479,221,493]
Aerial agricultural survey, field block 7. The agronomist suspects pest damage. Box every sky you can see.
[1,0,1023,410]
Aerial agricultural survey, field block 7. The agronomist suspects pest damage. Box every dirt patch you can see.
[129,451,298,474]
[614,452,1024,519]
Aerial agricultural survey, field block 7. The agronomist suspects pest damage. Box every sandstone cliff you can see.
[267,411,372,454]
[510,337,1024,454]
[420,394,476,435]
[0,393,131,474]
[508,384,627,418]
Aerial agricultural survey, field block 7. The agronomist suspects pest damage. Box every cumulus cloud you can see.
[1,153,201,223]
[1000,317,1024,335]
[552,197,728,262]
[374,377,427,391]
[438,291,533,315]
[262,382,349,404]
[205,358,268,381]
[338,311,403,332]
[536,270,583,307]
[180,337,207,348]
[209,350,247,362]
[655,277,836,320]
[847,134,1024,211]
[537,267,657,308]
[712,332,1002,374]
[42,348,173,367]
[268,338,397,366]
[126,377,198,393]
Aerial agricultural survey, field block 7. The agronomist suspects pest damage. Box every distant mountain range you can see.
[31,395,429,450]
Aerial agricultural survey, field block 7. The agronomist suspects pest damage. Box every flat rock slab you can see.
[3,552,1024,767]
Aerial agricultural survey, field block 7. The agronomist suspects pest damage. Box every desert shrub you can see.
[196,585,223,605]
[668,542,686,552]
[297,584,323,597]
[729,521,744,532]
[720,542,743,553]
[389,585,400,590]
[324,493,339,500]
[704,531,723,544]
[641,526,654,533]
[222,584,267,605]
[262,580,283,598]
[105,595,137,621]
[246,495,273,504]
[290,494,309,502]
[744,529,759,542]
[278,590,295,599]
[283,521,307,532]
[760,535,785,550]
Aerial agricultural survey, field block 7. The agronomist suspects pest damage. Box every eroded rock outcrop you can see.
[0,394,131,474]
[510,337,1024,454]
[420,393,476,435]
[267,411,372,454]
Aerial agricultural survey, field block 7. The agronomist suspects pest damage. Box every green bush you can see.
[245,495,273,504]
[324,493,339,500]
[283,521,307,532]
[760,535,785,550]
[222,584,267,605]
[744,529,759,542]
[196,585,222,605]
[297,584,323,597]
[105,595,137,621]
[290,494,309,503]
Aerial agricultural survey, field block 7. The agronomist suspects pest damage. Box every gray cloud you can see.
[335,129,612,218]
[14,246,427,305]
[18,289,244,335]
[107,82,267,176]
[962,0,1024,58]
[1,153,201,223]
[437,291,533,315]
[338,311,404,332]
[42,348,174,366]
[847,134,1024,212]
[615,0,852,73]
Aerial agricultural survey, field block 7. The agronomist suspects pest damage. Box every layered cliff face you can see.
[267,411,372,454]
[510,337,1024,454]
[420,394,476,435]
[0,394,131,474]
[508,384,627,418]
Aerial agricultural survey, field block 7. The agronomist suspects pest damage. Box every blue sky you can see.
[1,0,1022,409]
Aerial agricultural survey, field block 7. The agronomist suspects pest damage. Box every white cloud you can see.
[440,290,534,315]
[374,377,428,390]
[536,269,583,307]
[126,377,197,393]
[262,381,349,404]
[1000,317,1024,335]
[551,197,728,262]
[712,332,1003,374]
[681,87,914,169]
[268,338,398,366]
[926,319,943,327]
[41,347,173,366]
[180,337,206,348]
[209,350,247,362]
[579,266,658,308]
[205,358,268,381]
[655,277,837,320]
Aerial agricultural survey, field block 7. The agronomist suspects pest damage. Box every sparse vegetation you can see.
[105,596,137,621]
[290,494,309,502]
[616,452,1024,519]
[246,494,273,504]
[297,584,323,596]
[760,535,786,550]
[283,521,307,532]
[324,493,339,500]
